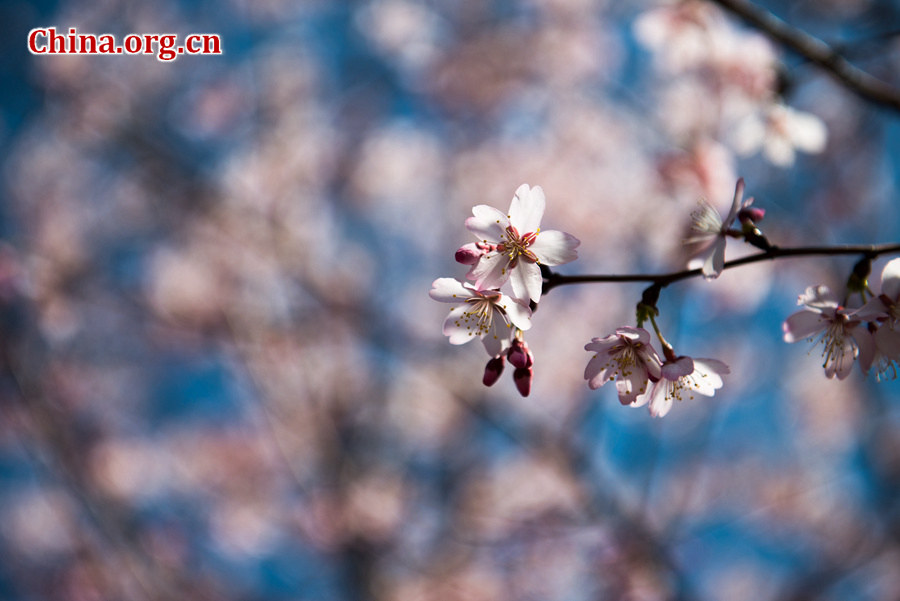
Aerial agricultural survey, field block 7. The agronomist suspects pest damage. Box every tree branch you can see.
[543,242,900,293]
[707,0,900,114]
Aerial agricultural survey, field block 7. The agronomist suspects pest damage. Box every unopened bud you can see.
[738,206,765,225]
[455,243,483,265]
[513,367,532,397]
[508,339,534,369]
[483,356,505,386]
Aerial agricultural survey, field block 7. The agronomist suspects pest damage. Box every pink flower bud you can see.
[738,206,765,224]
[482,356,505,386]
[508,339,534,369]
[513,367,532,397]
[455,243,483,265]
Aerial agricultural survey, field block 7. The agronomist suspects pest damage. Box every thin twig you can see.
[708,0,900,113]
[543,242,900,293]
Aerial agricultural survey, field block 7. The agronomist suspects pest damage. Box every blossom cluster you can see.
[430,184,580,396]
[432,177,896,416]
[584,327,729,418]
[634,0,827,168]
[430,181,737,413]
[783,259,900,381]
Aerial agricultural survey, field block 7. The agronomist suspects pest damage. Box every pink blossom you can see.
[685,178,751,279]
[429,277,532,357]
[783,285,874,379]
[465,184,580,304]
[853,258,900,378]
[584,327,663,405]
[632,356,729,418]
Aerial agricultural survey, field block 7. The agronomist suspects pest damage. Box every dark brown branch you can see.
[543,242,900,293]
[708,0,900,113]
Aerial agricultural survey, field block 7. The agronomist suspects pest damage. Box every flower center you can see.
[662,372,705,402]
[818,319,853,370]
[461,292,506,337]
[610,343,639,372]
[690,201,724,236]
[498,225,539,267]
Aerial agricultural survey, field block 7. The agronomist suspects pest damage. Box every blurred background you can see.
[2,0,900,599]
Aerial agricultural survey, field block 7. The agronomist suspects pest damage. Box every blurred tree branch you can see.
[708,0,900,113]
[462,396,700,600]
[1,337,203,601]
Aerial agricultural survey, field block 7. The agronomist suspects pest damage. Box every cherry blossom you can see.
[465,183,580,304]
[429,277,532,358]
[783,285,874,379]
[632,355,729,418]
[853,258,900,378]
[732,104,827,167]
[584,327,663,405]
[685,178,751,279]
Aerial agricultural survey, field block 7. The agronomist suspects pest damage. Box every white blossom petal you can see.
[618,327,649,344]
[783,309,826,343]
[508,184,545,235]
[481,309,512,357]
[853,326,875,373]
[442,306,477,345]
[797,285,838,309]
[509,260,543,304]
[616,369,652,404]
[853,296,889,322]
[466,205,507,243]
[429,278,476,303]
[468,251,509,289]
[689,358,729,395]
[723,178,745,225]
[648,384,674,417]
[640,347,663,380]
[630,388,651,408]
[584,353,616,390]
[701,238,726,279]
[881,258,900,301]
[529,230,580,266]
[825,337,856,380]
[497,296,532,331]
[585,334,619,355]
